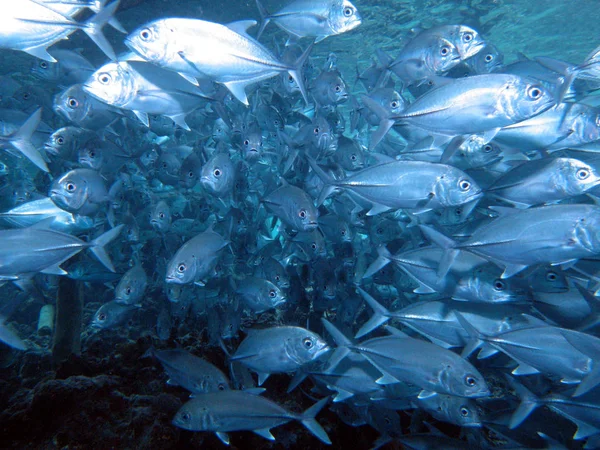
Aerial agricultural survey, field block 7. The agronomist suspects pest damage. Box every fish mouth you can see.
[461,40,486,60]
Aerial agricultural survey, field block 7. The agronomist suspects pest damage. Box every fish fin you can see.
[440,135,468,163]
[29,217,57,230]
[418,225,458,279]
[360,94,395,150]
[177,72,199,86]
[41,263,67,276]
[89,225,124,272]
[306,158,338,206]
[253,428,275,441]
[24,46,57,63]
[132,110,149,127]
[375,371,400,385]
[574,366,600,397]
[226,20,257,38]
[257,371,270,386]
[216,432,230,445]
[362,246,392,279]
[504,375,540,429]
[7,108,48,172]
[417,390,437,399]
[477,347,499,359]
[413,283,437,294]
[573,421,600,440]
[366,203,391,216]
[384,326,410,338]
[331,387,354,402]
[512,363,540,376]
[321,318,352,370]
[287,370,307,393]
[502,263,529,279]
[82,0,120,60]
[243,387,266,395]
[286,42,313,106]
[299,397,331,445]
[453,311,485,358]
[168,113,191,131]
[254,0,271,40]
[223,80,251,106]
[355,287,391,338]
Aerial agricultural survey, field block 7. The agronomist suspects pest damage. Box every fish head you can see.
[281,72,300,95]
[329,0,362,35]
[150,200,172,232]
[30,58,59,81]
[436,170,482,207]
[49,170,90,213]
[562,158,600,195]
[468,44,504,74]
[54,85,91,124]
[172,402,211,431]
[45,127,76,156]
[241,131,263,162]
[467,265,531,303]
[125,20,170,64]
[455,25,485,60]
[441,364,490,398]
[428,37,461,74]
[78,145,104,171]
[165,254,196,285]
[84,62,135,107]
[452,401,482,427]
[504,76,556,121]
[201,153,233,195]
[286,330,330,365]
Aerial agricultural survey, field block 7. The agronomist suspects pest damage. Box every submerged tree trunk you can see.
[52,277,83,366]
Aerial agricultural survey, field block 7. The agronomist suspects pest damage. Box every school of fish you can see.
[2,0,600,448]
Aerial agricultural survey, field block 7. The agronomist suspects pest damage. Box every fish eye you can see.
[459,179,471,191]
[546,271,557,281]
[275,275,280,281]
[298,209,307,219]
[303,337,313,348]
[335,84,341,92]
[56,136,65,145]
[213,168,221,177]
[440,46,450,56]
[244,139,249,146]
[98,313,107,321]
[455,208,462,216]
[311,243,317,249]
[188,171,194,178]
[89,151,95,158]
[23,92,30,100]
[40,61,48,69]
[218,383,226,391]
[493,279,505,291]
[341,230,346,235]
[343,6,354,16]
[162,162,168,168]
[577,169,590,180]
[67,97,78,108]
[463,32,474,42]
[140,28,152,41]
[391,101,398,108]
[177,263,186,273]
[125,287,131,295]
[159,212,165,219]
[465,375,477,386]
[180,412,191,422]
[98,73,112,85]
[527,86,542,99]
[268,289,276,298]
[66,182,76,192]
[314,127,320,134]
[350,154,357,161]
[460,406,470,417]
[484,54,494,63]
[483,144,493,153]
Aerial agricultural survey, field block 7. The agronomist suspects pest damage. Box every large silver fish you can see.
[125,18,312,105]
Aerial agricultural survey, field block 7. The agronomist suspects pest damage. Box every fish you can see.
[92,299,139,329]
[229,326,330,385]
[172,391,331,445]
[125,18,312,105]
[114,264,147,305]
[0,197,94,232]
[49,168,109,216]
[165,226,229,285]
[262,183,319,231]
[255,0,361,43]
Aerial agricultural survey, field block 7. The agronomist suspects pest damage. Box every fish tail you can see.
[320,318,352,371]
[418,224,459,279]
[82,0,120,60]
[8,108,48,173]
[89,225,124,273]
[299,396,331,445]
[287,42,314,106]
[453,312,486,359]
[362,245,392,279]
[355,287,391,338]
[359,94,396,150]
[504,375,540,429]
[255,0,271,41]
[306,157,338,206]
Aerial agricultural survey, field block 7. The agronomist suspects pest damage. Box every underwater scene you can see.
[2,0,600,448]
